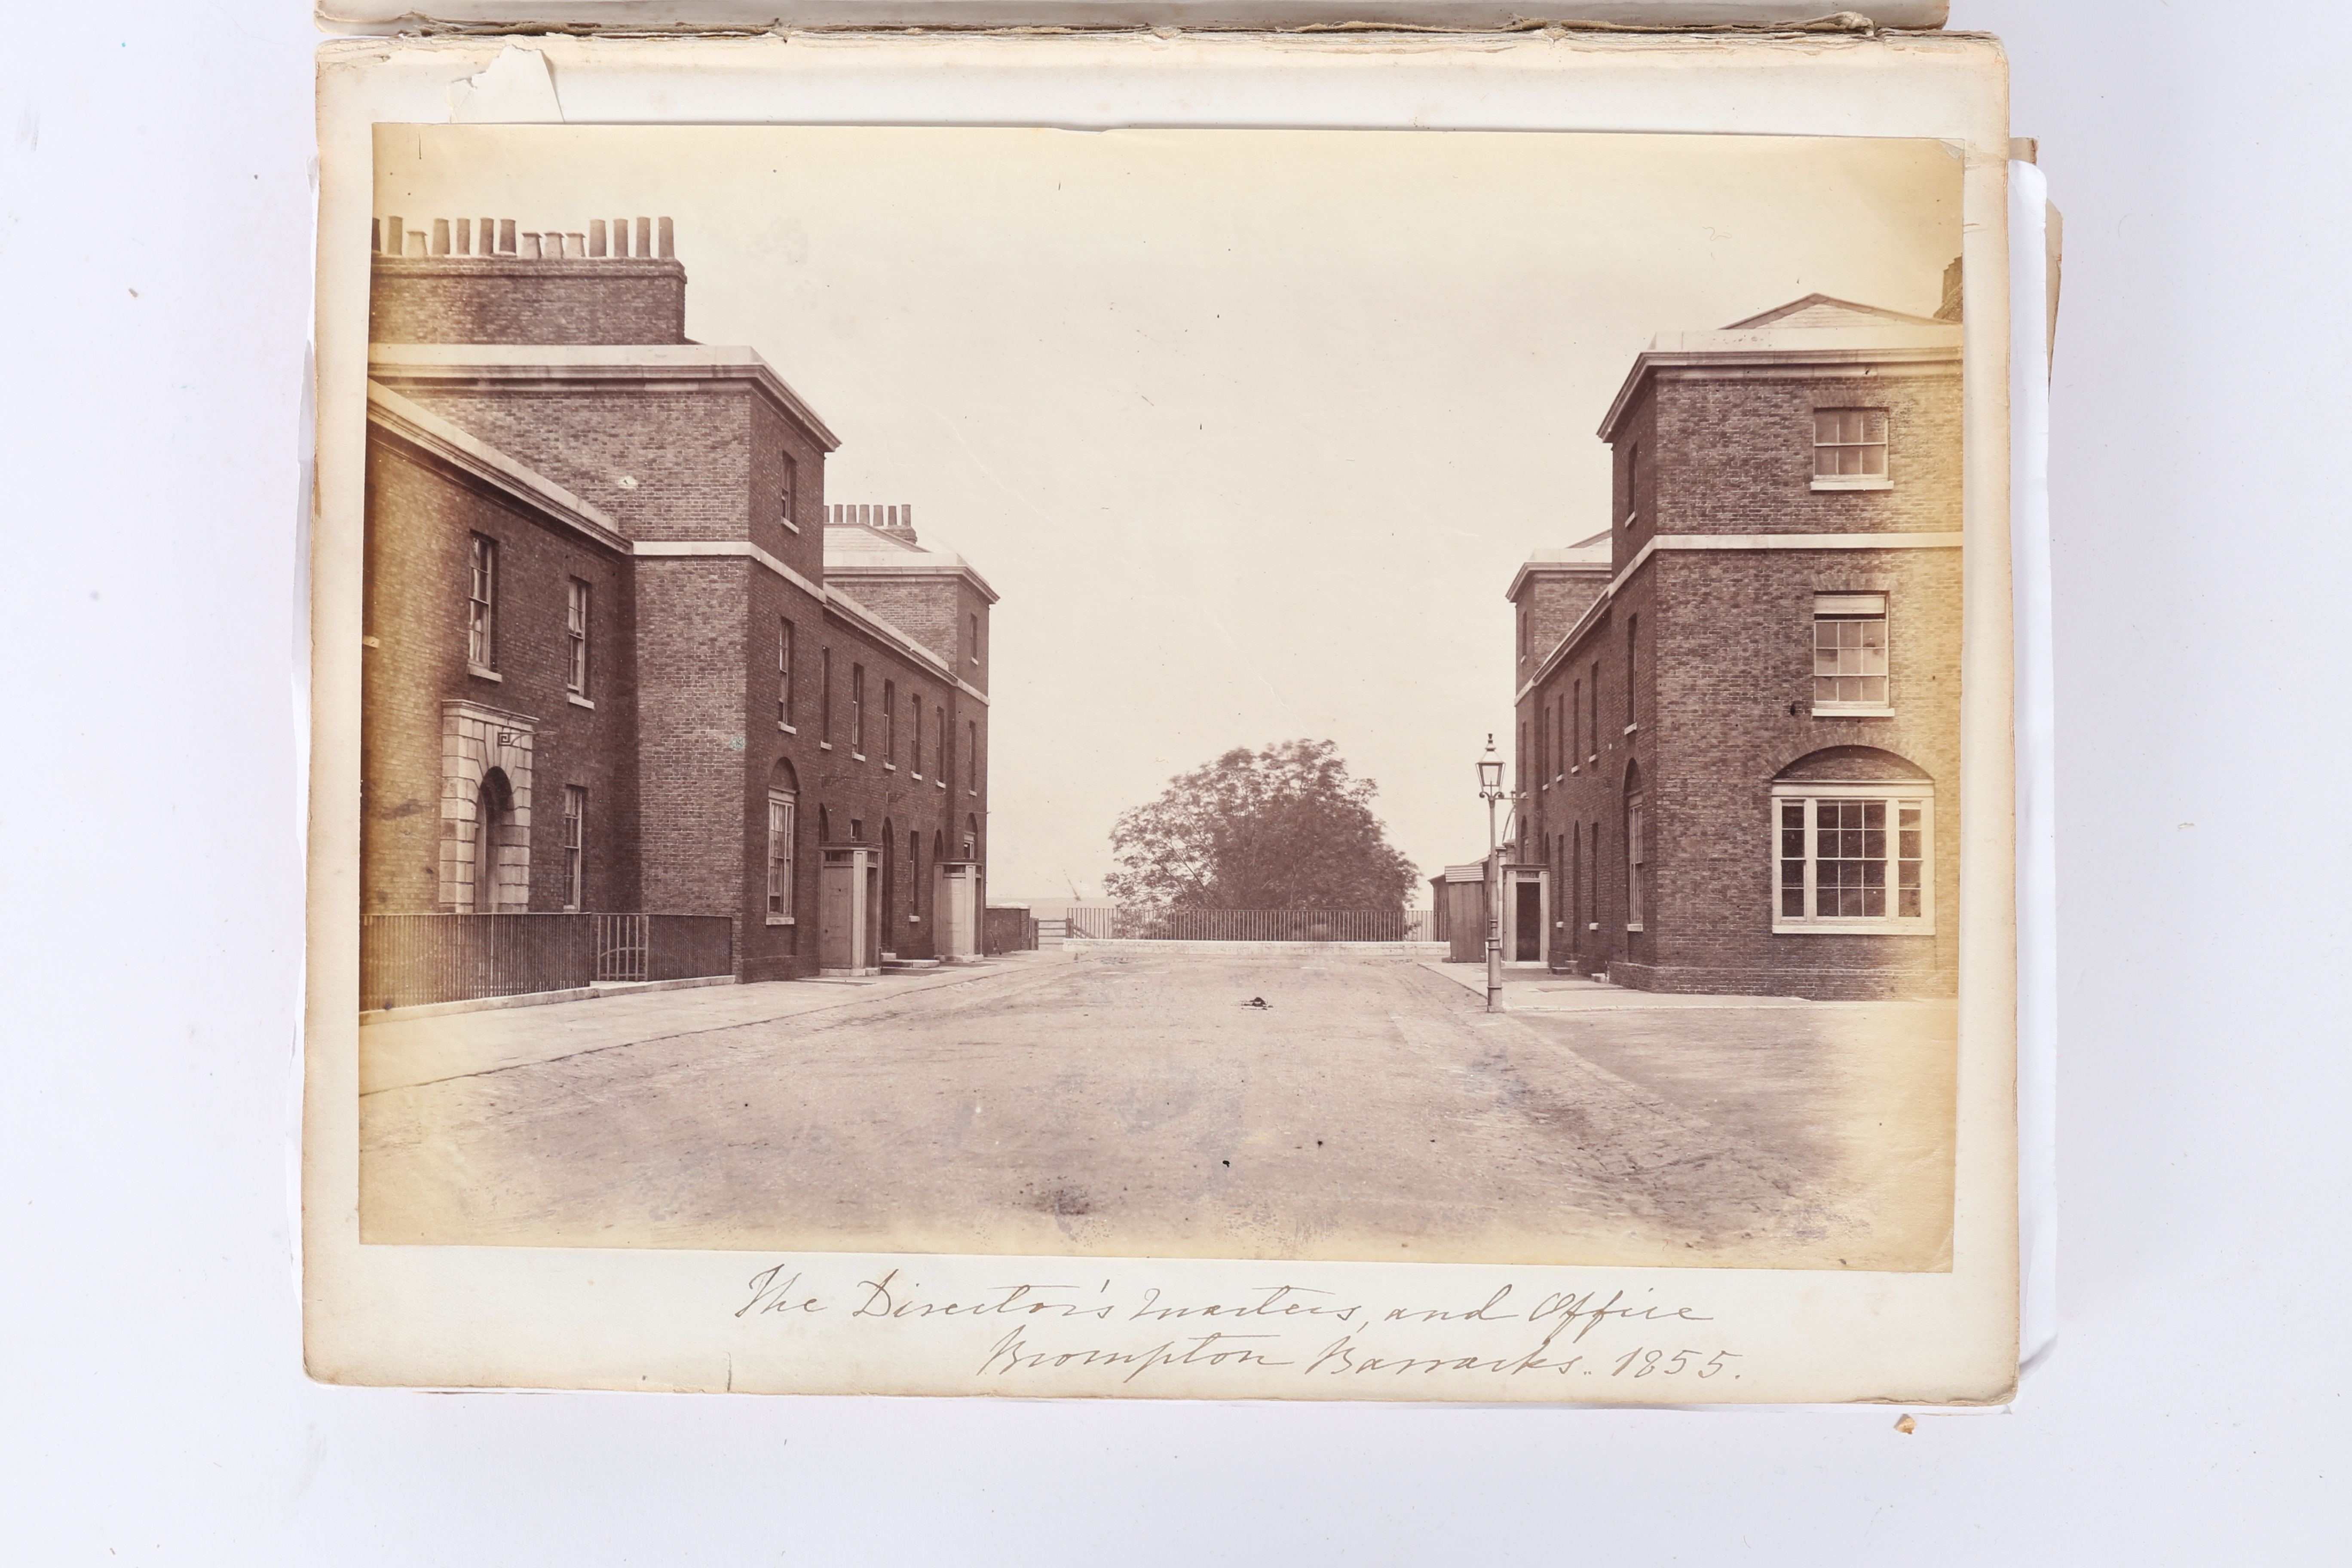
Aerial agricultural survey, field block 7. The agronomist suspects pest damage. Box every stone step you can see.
[881,958,943,973]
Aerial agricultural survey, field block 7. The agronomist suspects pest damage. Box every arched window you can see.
[1770,747,1935,933]
[767,760,799,920]
[963,814,980,861]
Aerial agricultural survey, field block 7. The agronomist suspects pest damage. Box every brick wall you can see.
[1655,367,1963,538]
[782,606,983,968]
[750,398,827,586]
[631,558,753,925]
[361,435,640,916]
[1633,548,1961,998]
[370,257,687,346]
[390,383,759,547]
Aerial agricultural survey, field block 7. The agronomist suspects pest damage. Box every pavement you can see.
[1418,961,1826,1013]
[359,948,1955,1271]
[359,950,1066,1095]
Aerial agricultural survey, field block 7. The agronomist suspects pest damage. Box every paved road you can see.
[361,952,1954,1270]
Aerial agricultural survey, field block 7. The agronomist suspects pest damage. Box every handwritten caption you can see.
[733,1267,1739,1387]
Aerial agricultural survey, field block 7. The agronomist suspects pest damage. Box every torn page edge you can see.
[318,6,1948,41]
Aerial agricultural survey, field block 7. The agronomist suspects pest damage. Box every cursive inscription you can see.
[726,1264,1735,1392]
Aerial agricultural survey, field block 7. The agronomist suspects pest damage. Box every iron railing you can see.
[360,912,736,1012]
[1059,908,1437,943]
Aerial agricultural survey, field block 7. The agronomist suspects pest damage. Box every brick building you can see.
[360,213,996,987]
[1504,290,1963,999]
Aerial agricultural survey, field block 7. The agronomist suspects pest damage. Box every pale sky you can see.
[376,126,1962,906]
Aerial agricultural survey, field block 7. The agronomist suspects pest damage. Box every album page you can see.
[309,28,2017,1401]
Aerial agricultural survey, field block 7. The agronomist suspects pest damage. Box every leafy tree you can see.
[1104,739,1419,918]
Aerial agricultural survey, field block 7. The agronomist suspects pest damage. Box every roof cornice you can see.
[1504,555,1610,604]
[825,557,1002,606]
[367,343,842,452]
[1597,343,1962,445]
[364,380,631,554]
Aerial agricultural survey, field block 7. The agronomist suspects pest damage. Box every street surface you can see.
[360,951,1955,1270]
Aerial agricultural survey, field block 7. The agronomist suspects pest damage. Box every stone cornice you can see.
[1599,343,1963,444]
[632,538,825,602]
[825,558,1003,606]
[365,381,631,555]
[367,343,842,452]
[1516,531,1966,701]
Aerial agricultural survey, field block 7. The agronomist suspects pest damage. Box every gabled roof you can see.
[1719,293,1952,331]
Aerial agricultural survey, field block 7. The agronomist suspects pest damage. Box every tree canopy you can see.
[1103,739,1420,916]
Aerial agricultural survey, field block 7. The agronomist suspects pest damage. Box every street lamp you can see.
[1477,734,1508,1014]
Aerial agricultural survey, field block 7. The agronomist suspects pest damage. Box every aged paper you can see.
[310,30,2016,1401]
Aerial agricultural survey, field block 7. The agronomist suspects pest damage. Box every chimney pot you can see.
[611,217,629,257]
[564,231,583,258]
[386,216,403,254]
[636,217,652,257]
[480,217,495,254]
[371,217,382,253]
[499,219,517,256]
[589,219,606,257]
[406,230,427,258]
[432,218,451,256]
[456,217,472,255]
[658,216,674,258]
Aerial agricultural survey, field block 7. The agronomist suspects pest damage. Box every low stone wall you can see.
[1063,939,1448,960]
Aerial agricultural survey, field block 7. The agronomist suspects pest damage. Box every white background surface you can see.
[1,1,2339,1560]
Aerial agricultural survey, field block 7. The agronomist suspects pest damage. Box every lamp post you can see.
[1477,734,1507,1014]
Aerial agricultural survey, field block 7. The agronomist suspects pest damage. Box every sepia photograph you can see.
[352,123,1968,1275]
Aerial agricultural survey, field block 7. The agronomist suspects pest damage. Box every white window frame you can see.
[466,534,498,672]
[561,784,586,912]
[776,619,796,731]
[1625,793,1646,932]
[1811,407,1892,491]
[1770,781,1935,935]
[565,578,591,698]
[766,789,797,923]
[1811,592,1893,717]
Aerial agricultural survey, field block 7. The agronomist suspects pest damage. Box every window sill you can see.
[851,753,867,763]
[1773,920,1936,937]
[937,779,949,790]
[882,763,897,772]
[1586,922,1600,932]
[1811,476,1893,492]
[1622,723,1638,736]
[468,662,502,683]
[818,741,834,751]
[1625,923,1645,934]
[910,772,923,782]
[566,692,596,710]
[780,518,801,535]
[1811,707,1895,720]
[766,916,796,927]
[778,722,797,734]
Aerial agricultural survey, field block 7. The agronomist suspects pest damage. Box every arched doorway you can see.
[473,767,514,914]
